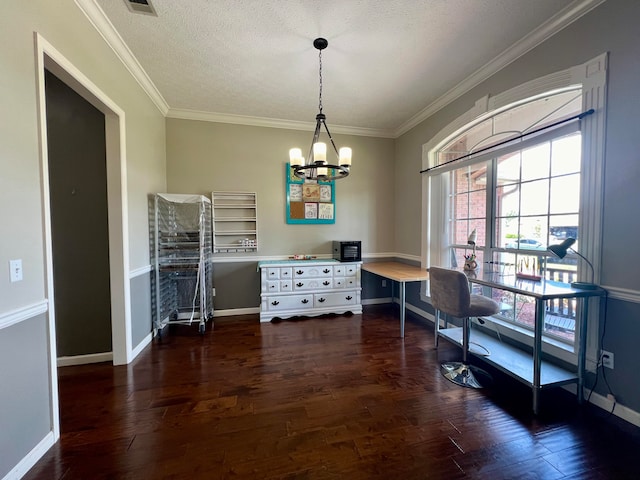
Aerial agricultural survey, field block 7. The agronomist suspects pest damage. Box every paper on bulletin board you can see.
[286,163,335,224]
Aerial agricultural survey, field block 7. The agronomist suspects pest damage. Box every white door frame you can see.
[34,33,133,438]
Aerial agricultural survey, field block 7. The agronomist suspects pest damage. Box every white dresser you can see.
[258,260,362,322]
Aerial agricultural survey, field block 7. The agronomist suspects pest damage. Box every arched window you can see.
[422,53,607,366]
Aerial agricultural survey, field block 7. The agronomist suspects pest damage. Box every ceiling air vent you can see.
[123,0,157,16]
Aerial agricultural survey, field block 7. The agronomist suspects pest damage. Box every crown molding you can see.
[393,0,607,137]
[74,0,169,115]
[166,108,394,138]
[75,0,604,138]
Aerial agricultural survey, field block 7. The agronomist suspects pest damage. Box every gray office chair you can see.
[429,266,500,388]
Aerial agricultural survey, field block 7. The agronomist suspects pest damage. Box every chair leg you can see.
[440,316,492,389]
[434,309,440,348]
[462,316,470,363]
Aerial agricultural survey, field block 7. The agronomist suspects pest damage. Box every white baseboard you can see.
[578,387,640,428]
[2,431,55,480]
[130,332,152,361]
[403,303,640,428]
[362,297,393,305]
[213,307,260,317]
[57,351,112,367]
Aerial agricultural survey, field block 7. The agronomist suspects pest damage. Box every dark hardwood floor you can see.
[25,305,640,479]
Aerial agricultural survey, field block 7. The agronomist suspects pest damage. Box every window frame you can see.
[421,53,607,370]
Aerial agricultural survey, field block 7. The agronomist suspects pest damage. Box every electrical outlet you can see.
[212,287,216,297]
[382,280,387,287]
[601,350,614,369]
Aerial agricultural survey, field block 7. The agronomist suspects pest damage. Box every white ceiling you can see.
[90,0,600,137]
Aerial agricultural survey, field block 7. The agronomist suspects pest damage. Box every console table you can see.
[436,270,606,414]
[361,261,428,338]
[258,260,362,322]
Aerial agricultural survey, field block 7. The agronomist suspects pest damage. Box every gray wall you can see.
[131,273,152,347]
[0,315,51,478]
[166,119,396,257]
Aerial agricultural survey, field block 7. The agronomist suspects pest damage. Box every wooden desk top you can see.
[361,261,428,283]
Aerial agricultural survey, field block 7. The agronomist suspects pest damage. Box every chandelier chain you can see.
[289,37,350,181]
[318,49,323,114]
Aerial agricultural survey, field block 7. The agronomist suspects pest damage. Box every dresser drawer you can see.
[279,268,292,279]
[265,267,281,280]
[345,265,359,276]
[334,277,346,288]
[265,267,293,280]
[293,265,333,278]
[280,279,293,292]
[293,278,333,290]
[345,277,358,288]
[265,280,280,293]
[264,294,314,311]
[314,291,358,308]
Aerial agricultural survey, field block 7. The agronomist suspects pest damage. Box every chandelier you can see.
[289,38,352,181]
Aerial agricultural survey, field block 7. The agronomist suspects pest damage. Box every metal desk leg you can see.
[532,299,545,414]
[400,281,406,338]
[577,298,589,404]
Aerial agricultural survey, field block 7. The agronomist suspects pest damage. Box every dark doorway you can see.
[45,70,112,358]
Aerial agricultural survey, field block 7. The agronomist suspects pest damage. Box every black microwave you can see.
[333,241,361,262]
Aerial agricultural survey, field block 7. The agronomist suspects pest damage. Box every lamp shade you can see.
[547,237,598,289]
[547,237,576,258]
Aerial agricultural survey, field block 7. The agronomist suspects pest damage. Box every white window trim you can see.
[421,53,608,370]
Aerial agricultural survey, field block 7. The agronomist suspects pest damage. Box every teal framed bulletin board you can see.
[286,163,336,224]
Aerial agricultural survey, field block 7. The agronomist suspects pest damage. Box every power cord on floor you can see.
[586,292,616,415]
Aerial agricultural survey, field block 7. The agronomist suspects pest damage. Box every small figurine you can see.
[464,253,478,271]
[464,228,478,270]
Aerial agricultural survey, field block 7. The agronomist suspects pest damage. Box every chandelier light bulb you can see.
[339,147,352,167]
[289,148,303,167]
[313,142,327,164]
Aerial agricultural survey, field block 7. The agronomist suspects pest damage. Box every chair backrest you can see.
[428,266,471,318]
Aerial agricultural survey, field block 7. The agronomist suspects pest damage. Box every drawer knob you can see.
[301,299,309,304]
[323,281,330,286]
[296,270,304,274]
[346,296,352,300]
[318,297,325,303]
[323,269,330,273]
[271,300,280,306]
[296,282,304,287]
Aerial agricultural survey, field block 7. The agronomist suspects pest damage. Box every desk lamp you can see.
[547,238,598,290]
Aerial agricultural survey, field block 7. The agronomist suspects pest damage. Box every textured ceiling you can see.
[92,0,592,136]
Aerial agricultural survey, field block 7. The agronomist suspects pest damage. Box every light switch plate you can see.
[10,259,23,282]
